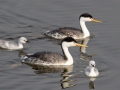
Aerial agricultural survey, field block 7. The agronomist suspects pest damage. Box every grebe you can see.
[45,13,101,40]
[84,60,99,77]
[0,37,28,50]
[21,37,87,65]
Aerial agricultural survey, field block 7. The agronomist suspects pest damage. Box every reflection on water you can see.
[17,37,111,90]
[89,81,95,90]
[79,37,92,61]
[23,63,76,89]
[61,66,76,89]
[89,77,96,90]
[18,50,27,57]
[79,38,99,90]
[80,37,90,53]
[0,0,118,89]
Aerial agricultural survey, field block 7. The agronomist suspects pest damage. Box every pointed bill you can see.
[91,18,102,23]
[74,42,88,47]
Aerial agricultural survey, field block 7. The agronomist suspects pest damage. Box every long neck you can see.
[80,20,90,38]
[61,45,73,65]
[18,41,23,49]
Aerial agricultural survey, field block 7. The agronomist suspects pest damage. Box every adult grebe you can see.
[84,60,99,77]
[0,37,28,50]
[45,13,101,40]
[21,37,87,65]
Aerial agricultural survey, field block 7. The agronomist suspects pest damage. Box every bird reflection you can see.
[29,64,73,74]
[79,37,92,61]
[61,66,76,89]
[19,55,76,89]
[79,38,99,89]
[80,37,90,53]
[89,77,96,90]
[18,50,27,57]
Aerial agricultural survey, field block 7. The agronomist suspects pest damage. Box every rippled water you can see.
[0,0,120,90]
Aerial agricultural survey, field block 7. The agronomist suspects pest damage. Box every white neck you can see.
[89,67,96,77]
[62,46,73,65]
[80,20,90,38]
[18,41,23,49]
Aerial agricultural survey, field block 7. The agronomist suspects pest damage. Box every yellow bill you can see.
[74,42,88,48]
[90,18,102,23]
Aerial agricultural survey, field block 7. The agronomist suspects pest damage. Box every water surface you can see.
[0,0,120,90]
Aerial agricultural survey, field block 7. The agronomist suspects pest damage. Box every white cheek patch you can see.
[85,17,91,21]
[62,42,75,47]
[80,17,91,22]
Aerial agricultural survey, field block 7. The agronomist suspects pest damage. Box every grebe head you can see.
[79,13,101,22]
[89,60,96,67]
[61,37,87,47]
[19,37,28,44]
